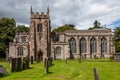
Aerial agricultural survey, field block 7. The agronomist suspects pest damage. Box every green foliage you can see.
[15,25,29,33]
[1,59,120,80]
[52,24,75,32]
[0,18,16,58]
[113,27,120,52]
[88,20,103,30]
[0,18,29,58]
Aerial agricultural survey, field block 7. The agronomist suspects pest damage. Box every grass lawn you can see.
[0,59,120,80]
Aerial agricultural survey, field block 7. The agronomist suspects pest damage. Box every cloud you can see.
[0,0,120,30]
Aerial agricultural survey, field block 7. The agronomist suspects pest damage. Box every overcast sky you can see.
[0,0,120,30]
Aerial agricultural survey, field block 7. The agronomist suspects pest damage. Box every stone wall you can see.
[9,32,29,58]
[52,29,115,59]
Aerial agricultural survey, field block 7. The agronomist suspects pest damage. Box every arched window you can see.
[101,37,107,53]
[90,38,97,53]
[69,38,76,53]
[80,38,86,53]
[55,47,61,54]
[21,36,26,43]
[37,24,42,32]
[17,47,23,56]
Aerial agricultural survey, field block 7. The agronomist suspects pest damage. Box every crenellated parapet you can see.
[30,6,49,19]
[31,12,49,19]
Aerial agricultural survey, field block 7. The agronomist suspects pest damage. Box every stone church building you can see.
[9,7,115,61]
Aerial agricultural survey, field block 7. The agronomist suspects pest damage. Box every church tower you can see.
[29,6,51,61]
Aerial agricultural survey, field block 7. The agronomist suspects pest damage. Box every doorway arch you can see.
[38,50,43,61]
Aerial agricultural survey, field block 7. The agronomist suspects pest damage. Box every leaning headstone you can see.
[93,68,99,80]
[0,65,8,76]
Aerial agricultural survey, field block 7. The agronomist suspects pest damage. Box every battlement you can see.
[30,6,50,19]
[31,12,49,19]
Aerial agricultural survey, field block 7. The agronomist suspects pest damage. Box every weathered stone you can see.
[8,6,115,62]
[0,65,8,75]
[17,57,22,71]
[93,68,99,80]
[44,58,49,74]
[10,58,17,72]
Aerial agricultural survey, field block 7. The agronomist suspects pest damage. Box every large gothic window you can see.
[17,47,23,56]
[90,38,97,53]
[69,38,76,53]
[55,47,61,54]
[80,38,86,53]
[101,37,107,53]
[37,24,42,32]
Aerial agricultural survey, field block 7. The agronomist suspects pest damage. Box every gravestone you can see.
[114,53,120,61]
[17,58,21,71]
[31,56,33,64]
[93,68,99,80]
[0,65,8,76]
[44,58,48,74]
[10,58,17,72]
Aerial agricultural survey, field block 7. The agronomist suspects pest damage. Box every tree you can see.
[113,27,120,52]
[52,24,75,32]
[0,18,16,58]
[88,20,103,30]
[15,25,29,33]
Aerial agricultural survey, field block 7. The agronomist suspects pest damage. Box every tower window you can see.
[21,36,26,43]
[37,24,42,32]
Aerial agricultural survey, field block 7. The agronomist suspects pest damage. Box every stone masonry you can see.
[9,6,115,61]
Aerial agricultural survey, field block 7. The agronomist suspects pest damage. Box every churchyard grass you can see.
[0,59,120,80]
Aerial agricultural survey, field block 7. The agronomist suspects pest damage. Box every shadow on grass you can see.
[82,59,115,62]
[49,64,55,67]
[40,71,54,78]
[28,67,34,69]
[47,71,54,74]
[0,66,34,79]
[0,73,10,78]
